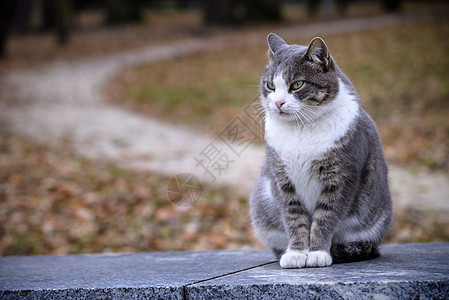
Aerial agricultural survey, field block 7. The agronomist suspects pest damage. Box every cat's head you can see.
[260,33,349,125]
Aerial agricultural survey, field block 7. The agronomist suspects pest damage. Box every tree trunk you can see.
[203,0,281,26]
[0,0,17,58]
[55,0,72,45]
[105,0,143,24]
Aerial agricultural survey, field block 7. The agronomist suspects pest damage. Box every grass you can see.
[110,19,449,170]
[108,45,266,134]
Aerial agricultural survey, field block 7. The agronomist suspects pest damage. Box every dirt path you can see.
[1,12,447,213]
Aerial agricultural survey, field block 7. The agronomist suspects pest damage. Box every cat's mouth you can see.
[277,108,292,117]
[275,109,295,121]
[267,106,295,121]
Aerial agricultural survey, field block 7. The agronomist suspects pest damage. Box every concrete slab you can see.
[0,243,447,299]
[187,243,449,299]
[0,249,274,299]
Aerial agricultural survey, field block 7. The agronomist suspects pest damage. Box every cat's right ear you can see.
[304,37,331,70]
[267,33,287,57]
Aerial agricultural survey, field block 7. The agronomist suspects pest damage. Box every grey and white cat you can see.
[250,33,392,268]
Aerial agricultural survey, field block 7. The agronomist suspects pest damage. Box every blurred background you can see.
[0,0,448,256]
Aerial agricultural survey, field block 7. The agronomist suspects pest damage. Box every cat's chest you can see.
[265,106,358,214]
[267,122,337,214]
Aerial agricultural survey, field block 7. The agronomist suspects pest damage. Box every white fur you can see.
[265,77,359,216]
[272,74,289,105]
[280,249,309,268]
[306,250,332,267]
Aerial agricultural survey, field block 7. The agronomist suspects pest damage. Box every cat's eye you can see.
[266,82,275,91]
[290,81,304,91]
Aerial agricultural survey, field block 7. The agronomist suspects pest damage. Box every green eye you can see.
[290,81,304,91]
[266,82,275,91]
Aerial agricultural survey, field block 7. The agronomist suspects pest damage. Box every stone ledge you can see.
[0,243,448,299]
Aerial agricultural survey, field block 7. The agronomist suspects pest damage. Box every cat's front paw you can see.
[306,250,332,267]
[280,250,308,268]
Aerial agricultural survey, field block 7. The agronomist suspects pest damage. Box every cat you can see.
[250,33,392,268]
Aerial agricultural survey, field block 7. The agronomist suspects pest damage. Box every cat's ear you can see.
[305,37,331,69]
[267,33,287,55]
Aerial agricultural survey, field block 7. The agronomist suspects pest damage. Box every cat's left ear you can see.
[305,37,331,70]
[267,33,287,55]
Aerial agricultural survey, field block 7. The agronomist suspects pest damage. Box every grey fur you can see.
[250,34,392,267]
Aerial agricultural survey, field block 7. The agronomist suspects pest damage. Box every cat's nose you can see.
[275,100,285,109]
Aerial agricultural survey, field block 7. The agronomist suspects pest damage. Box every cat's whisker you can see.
[250,105,268,138]
[251,107,266,124]
[293,111,306,127]
[299,113,308,128]
[300,106,320,116]
[293,112,301,127]
[256,113,267,138]
[246,102,262,115]
[301,106,324,126]
[302,103,325,109]
[245,100,262,108]
[255,116,266,136]
[298,109,318,128]
[250,104,266,116]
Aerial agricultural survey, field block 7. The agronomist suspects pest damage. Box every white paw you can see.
[306,250,332,267]
[280,250,308,269]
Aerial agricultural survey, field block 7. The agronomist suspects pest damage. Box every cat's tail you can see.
[330,241,380,264]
